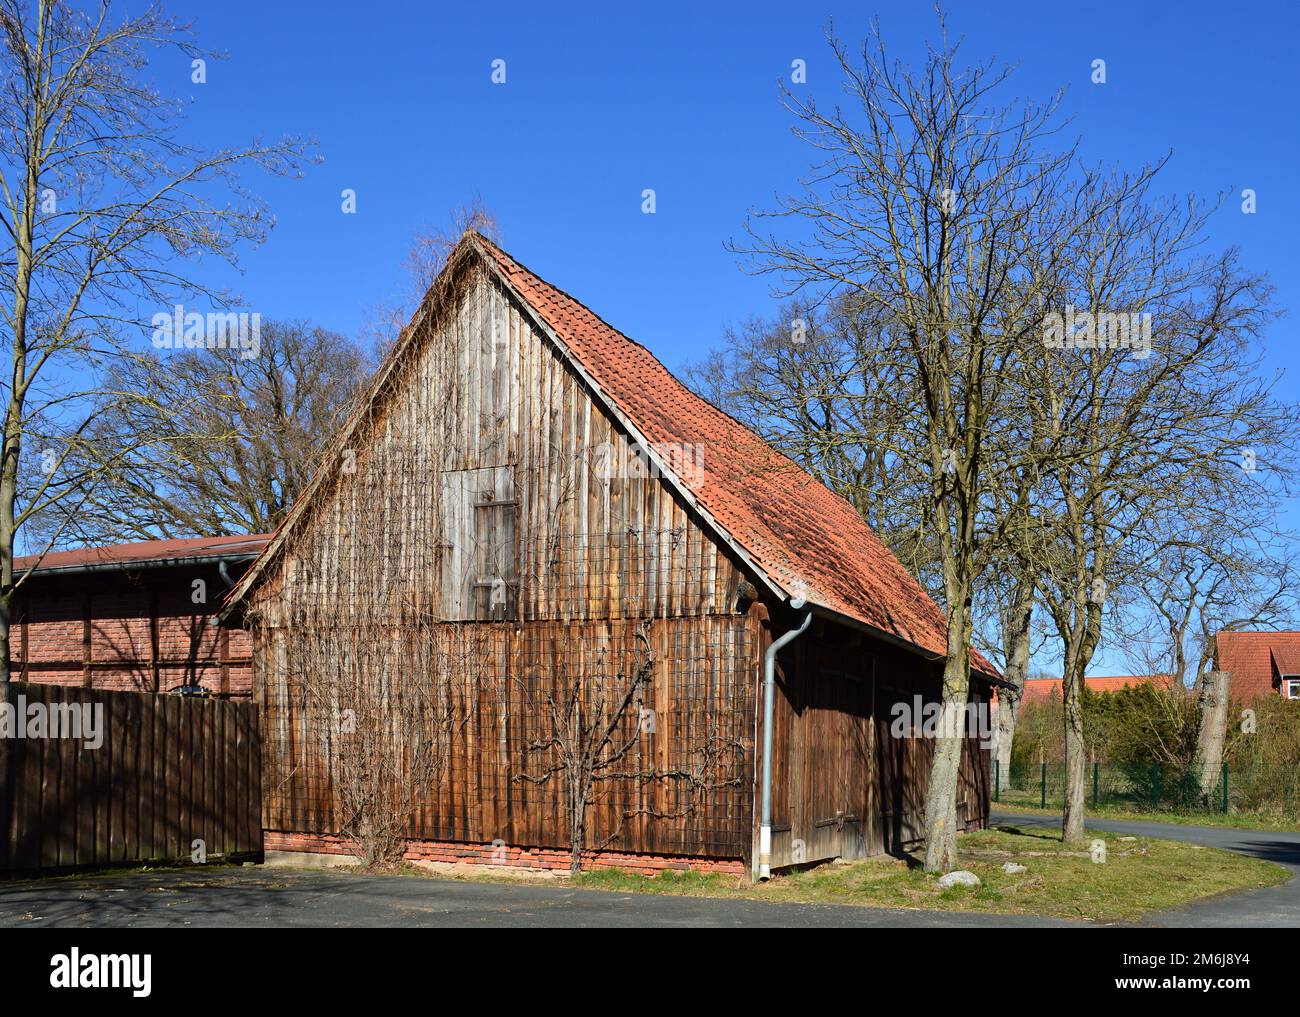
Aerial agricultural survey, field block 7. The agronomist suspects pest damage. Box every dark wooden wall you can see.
[258,615,760,859]
[764,614,992,870]
[248,262,760,861]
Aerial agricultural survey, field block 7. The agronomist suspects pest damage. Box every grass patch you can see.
[993,800,1300,833]
[554,825,1288,922]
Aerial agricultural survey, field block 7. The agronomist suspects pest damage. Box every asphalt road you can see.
[0,813,1293,928]
[0,867,1076,928]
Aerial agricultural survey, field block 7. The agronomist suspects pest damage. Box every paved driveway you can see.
[991,810,1300,928]
[0,867,1078,928]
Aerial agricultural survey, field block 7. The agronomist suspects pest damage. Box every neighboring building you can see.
[10,534,268,698]
[1019,674,1173,704]
[1215,631,1300,701]
[223,234,1003,877]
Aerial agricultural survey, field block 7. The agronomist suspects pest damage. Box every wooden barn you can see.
[222,234,1000,878]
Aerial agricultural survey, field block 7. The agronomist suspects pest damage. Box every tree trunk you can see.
[1061,674,1087,844]
[994,584,1034,791]
[569,775,586,874]
[570,808,584,874]
[1,120,36,690]
[993,692,1017,792]
[0,433,17,688]
[921,615,971,873]
[1195,669,1230,804]
[1059,571,1101,846]
[1059,631,1090,844]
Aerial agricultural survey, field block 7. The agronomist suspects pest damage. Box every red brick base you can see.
[264,831,747,877]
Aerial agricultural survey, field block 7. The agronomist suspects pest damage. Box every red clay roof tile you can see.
[1020,674,1173,703]
[1216,631,1300,700]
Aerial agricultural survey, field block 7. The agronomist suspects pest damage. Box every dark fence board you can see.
[0,681,261,873]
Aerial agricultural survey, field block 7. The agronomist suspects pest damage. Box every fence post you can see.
[993,760,1000,802]
[1093,762,1099,806]
[1041,762,1047,809]
[1222,762,1229,814]
[1152,762,1161,809]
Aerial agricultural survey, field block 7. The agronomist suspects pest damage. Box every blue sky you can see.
[155,0,1298,670]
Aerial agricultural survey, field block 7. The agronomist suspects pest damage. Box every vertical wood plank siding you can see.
[764,625,991,868]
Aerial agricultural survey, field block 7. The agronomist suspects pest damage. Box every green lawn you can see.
[556,825,1287,922]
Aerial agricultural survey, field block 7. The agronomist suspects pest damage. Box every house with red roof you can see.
[221,233,1002,877]
[1215,631,1300,701]
[10,534,268,697]
[1019,674,1174,704]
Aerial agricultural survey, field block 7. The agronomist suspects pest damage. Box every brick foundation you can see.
[264,830,747,876]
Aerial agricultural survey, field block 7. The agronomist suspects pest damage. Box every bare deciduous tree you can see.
[733,10,1299,855]
[513,626,657,873]
[1030,223,1292,841]
[512,624,743,873]
[732,17,1095,869]
[0,0,311,682]
[38,320,372,545]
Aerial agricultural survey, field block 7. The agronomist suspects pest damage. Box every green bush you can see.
[1008,685,1300,817]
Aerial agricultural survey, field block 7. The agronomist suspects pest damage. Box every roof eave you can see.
[18,550,263,580]
[806,599,1010,687]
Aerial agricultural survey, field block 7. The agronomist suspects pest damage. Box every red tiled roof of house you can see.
[16,534,271,575]
[1020,674,1173,703]
[1215,631,1300,700]
[475,236,996,675]
[1271,645,1300,677]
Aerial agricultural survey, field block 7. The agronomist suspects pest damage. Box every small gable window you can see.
[439,466,519,621]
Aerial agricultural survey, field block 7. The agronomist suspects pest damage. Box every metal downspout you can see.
[759,598,813,880]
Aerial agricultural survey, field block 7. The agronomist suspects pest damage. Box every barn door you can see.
[439,466,519,620]
[777,654,872,868]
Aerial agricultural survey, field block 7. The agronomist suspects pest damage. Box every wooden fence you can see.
[0,681,261,873]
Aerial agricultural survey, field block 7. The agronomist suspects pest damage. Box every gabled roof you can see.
[1020,674,1174,703]
[1216,631,1300,699]
[225,234,995,676]
[17,534,270,577]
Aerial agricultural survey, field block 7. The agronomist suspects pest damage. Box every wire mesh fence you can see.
[994,760,1300,820]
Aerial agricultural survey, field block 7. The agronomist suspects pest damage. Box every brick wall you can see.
[264,831,747,876]
[11,564,253,698]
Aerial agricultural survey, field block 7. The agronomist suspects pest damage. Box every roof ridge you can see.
[473,233,671,364]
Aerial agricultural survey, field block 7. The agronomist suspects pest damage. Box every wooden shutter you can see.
[439,466,518,621]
